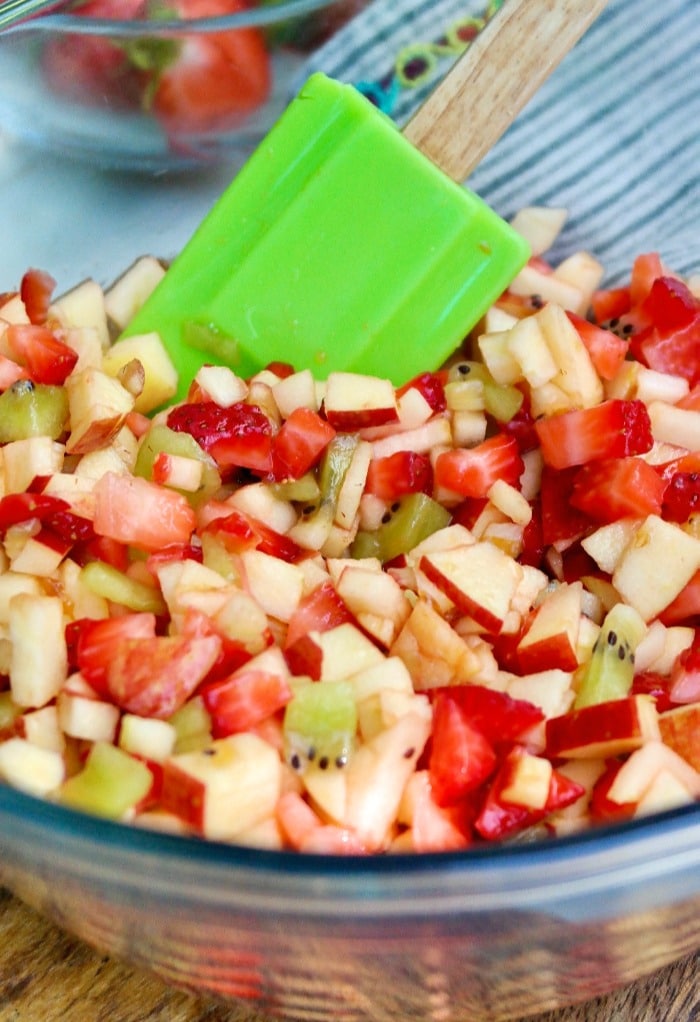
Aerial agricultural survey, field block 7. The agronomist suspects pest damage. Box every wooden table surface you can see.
[0,888,697,1022]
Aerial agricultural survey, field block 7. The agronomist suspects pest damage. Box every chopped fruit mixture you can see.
[1,208,700,854]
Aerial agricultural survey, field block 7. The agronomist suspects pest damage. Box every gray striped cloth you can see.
[299,0,699,285]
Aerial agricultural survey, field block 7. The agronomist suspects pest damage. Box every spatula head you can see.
[122,74,529,398]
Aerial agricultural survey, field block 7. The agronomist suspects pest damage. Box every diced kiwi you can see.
[134,423,221,503]
[0,380,69,442]
[351,492,451,563]
[447,360,524,422]
[283,680,357,772]
[574,602,646,709]
[59,742,152,818]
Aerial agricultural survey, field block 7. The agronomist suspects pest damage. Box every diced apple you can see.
[517,581,583,673]
[0,737,65,797]
[487,479,532,526]
[344,710,431,851]
[8,529,71,577]
[161,732,282,839]
[103,255,166,330]
[102,332,178,414]
[2,435,64,495]
[334,440,372,530]
[241,548,304,623]
[477,328,522,386]
[50,277,110,348]
[334,563,411,642]
[0,572,43,624]
[510,206,568,256]
[536,302,604,408]
[606,739,700,805]
[65,366,134,455]
[194,364,248,407]
[647,401,700,451]
[9,593,67,708]
[499,750,553,810]
[227,483,297,535]
[390,599,482,689]
[17,705,65,753]
[370,416,452,460]
[272,368,318,418]
[509,265,583,313]
[119,714,177,763]
[613,516,700,621]
[506,669,575,722]
[506,314,558,388]
[581,518,643,575]
[546,695,660,759]
[324,372,398,431]
[57,691,121,743]
[658,704,700,772]
[420,540,522,633]
[551,251,604,314]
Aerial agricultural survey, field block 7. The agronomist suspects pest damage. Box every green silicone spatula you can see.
[123,0,608,398]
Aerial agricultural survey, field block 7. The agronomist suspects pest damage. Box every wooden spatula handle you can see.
[403,0,609,182]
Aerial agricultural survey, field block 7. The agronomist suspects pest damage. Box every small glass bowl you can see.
[0,0,368,171]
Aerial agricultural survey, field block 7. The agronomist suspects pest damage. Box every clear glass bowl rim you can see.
[3,781,700,918]
[5,0,339,36]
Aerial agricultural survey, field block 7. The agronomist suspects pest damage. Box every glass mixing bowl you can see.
[1,785,700,1021]
[0,0,368,170]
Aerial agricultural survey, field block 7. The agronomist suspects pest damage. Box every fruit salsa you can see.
[0,207,700,854]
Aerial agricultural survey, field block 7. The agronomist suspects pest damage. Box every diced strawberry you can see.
[429,684,544,743]
[6,324,79,385]
[71,535,130,572]
[534,399,653,469]
[264,361,295,379]
[20,268,56,326]
[73,613,158,697]
[629,252,665,305]
[539,466,593,547]
[0,492,69,534]
[566,311,628,380]
[364,450,433,502]
[590,285,631,324]
[201,669,293,738]
[203,508,302,563]
[105,633,223,718]
[668,638,700,704]
[93,471,197,552]
[150,0,270,137]
[270,406,335,481]
[428,692,498,806]
[661,472,700,524]
[500,391,539,453]
[434,433,524,498]
[166,400,273,461]
[570,456,666,523]
[284,580,353,651]
[634,279,700,387]
[43,508,97,545]
[519,505,546,568]
[475,747,585,840]
[180,607,269,680]
[396,371,447,413]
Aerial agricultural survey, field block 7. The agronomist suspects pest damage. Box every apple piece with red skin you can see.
[323,372,399,431]
[612,515,700,622]
[161,732,282,840]
[285,621,384,682]
[65,366,135,455]
[516,581,582,674]
[658,703,700,772]
[605,739,700,807]
[419,540,522,634]
[545,694,660,759]
[475,746,585,840]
